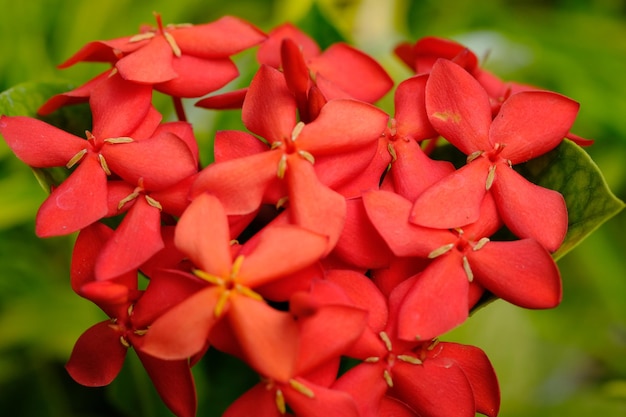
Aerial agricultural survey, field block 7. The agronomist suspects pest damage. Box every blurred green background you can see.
[1,0,625,416]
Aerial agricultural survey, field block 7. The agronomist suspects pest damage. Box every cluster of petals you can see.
[0,13,588,417]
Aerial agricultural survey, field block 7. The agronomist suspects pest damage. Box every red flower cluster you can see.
[0,13,588,417]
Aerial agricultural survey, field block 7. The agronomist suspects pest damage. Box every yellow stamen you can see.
[119,336,130,348]
[473,237,490,251]
[277,154,288,179]
[463,255,474,282]
[145,195,163,210]
[486,164,496,190]
[379,331,393,352]
[291,121,305,141]
[214,289,231,318]
[387,142,398,162]
[428,243,455,259]
[235,284,264,302]
[118,191,139,210]
[193,269,224,286]
[397,354,423,365]
[66,149,87,169]
[383,369,394,387]
[275,389,286,414]
[298,150,315,165]
[104,137,134,144]
[98,154,112,175]
[289,379,315,398]
[129,32,156,43]
[467,150,483,163]
[364,357,380,363]
[163,31,182,57]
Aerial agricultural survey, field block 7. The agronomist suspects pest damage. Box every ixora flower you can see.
[411,59,579,252]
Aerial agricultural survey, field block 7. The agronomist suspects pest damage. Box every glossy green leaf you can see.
[516,140,625,260]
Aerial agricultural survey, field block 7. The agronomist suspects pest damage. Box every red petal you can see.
[175,193,232,276]
[89,73,153,138]
[468,238,562,308]
[213,130,268,163]
[173,16,266,57]
[36,153,108,236]
[295,304,368,375]
[491,163,567,251]
[242,65,297,143]
[285,156,346,251]
[281,38,311,103]
[136,351,197,417]
[116,35,178,83]
[257,23,321,69]
[410,157,490,229]
[333,362,388,417]
[0,115,86,167]
[396,255,469,341]
[309,43,393,103]
[425,59,492,154]
[103,132,197,191]
[38,70,113,115]
[223,383,281,417]
[363,190,451,258]
[71,223,114,293]
[156,56,239,97]
[285,379,360,417]
[65,321,127,386]
[190,150,282,215]
[238,224,327,287]
[95,196,164,280]
[437,342,500,417]
[331,197,392,269]
[394,75,437,140]
[297,99,388,155]
[378,397,417,417]
[491,91,579,163]
[195,88,248,110]
[141,286,220,359]
[386,138,455,201]
[228,296,299,382]
[325,269,389,332]
[392,359,475,417]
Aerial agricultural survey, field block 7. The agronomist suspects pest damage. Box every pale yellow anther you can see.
[99,154,112,175]
[298,150,315,164]
[383,369,394,387]
[428,243,455,259]
[291,121,305,142]
[145,195,163,210]
[275,389,286,414]
[427,338,440,351]
[163,31,182,57]
[277,154,288,179]
[66,149,87,169]
[289,379,315,398]
[467,150,483,163]
[271,141,283,150]
[119,336,130,348]
[235,284,263,302]
[462,255,474,282]
[104,136,134,144]
[473,237,490,251]
[118,191,140,210]
[129,32,157,43]
[397,354,423,365]
[230,255,244,279]
[387,142,398,162]
[276,196,289,210]
[486,164,497,190]
[364,357,380,363]
[193,269,224,286]
[134,329,148,336]
[379,331,393,352]
[432,111,461,123]
[214,289,231,318]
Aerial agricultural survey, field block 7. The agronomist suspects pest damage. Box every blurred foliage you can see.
[1,0,625,416]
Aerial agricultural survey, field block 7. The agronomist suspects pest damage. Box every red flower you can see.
[54,13,266,98]
[411,59,579,251]
[141,193,329,367]
[67,223,197,417]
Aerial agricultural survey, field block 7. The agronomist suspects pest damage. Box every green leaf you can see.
[517,140,625,260]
